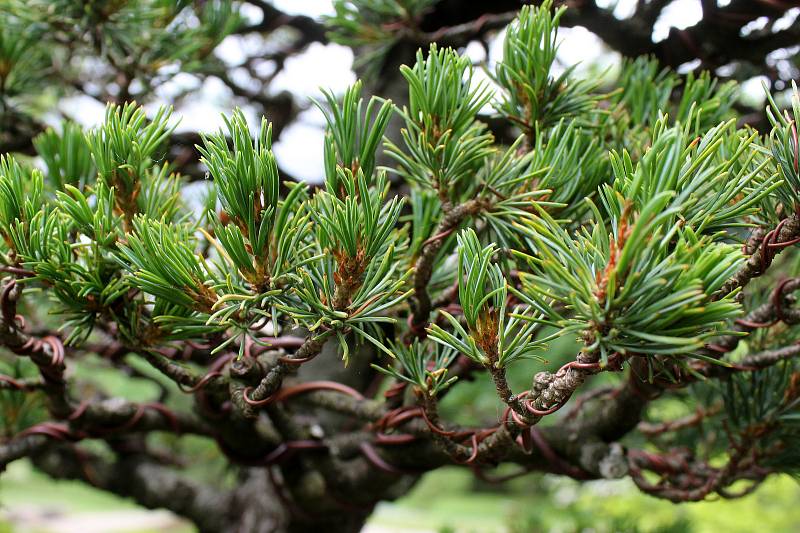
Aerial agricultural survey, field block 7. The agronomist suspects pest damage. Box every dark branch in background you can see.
[30,445,257,533]
[405,0,800,125]
[239,0,329,44]
[0,0,323,179]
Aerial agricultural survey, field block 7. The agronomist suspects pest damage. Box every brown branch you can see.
[715,214,800,300]
[0,375,43,391]
[32,445,243,533]
[638,403,722,436]
[238,0,329,45]
[0,279,70,416]
[410,199,485,334]
[140,349,203,389]
[706,277,800,355]
[408,11,518,47]
[740,343,800,369]
[628,440,767,502]
[0,434,50,468]
[243,333,330,405]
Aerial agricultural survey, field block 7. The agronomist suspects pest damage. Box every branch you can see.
[715,214,800,299]
[652,0,796,67]
[410,199,485,334]
[636,0,673,28]
[0,434,50,468]
[70,398,214,437]
[0,375,43,391]
[241,334,330,406]
[707,277,800,354]
[238,0,329,45]
[0,279,70,416]
[741,343,800,369]
[32,445,240,532]
[628,441,767,502]
[141,349,203,389]
[559,2,653,59]
[408,11,518,47]
[638,403,722,437]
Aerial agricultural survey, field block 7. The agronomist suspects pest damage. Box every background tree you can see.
[3,2,800,533]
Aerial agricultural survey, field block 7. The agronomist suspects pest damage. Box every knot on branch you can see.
[526,353,621,422]
[531,368,586,411]
[229,354,262,381]
[597,442,628,479]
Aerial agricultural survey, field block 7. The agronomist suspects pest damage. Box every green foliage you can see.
[385,44,494,198]
[325,0,437,74]
[2,0,241,79]
[765,81,800,209]
[515,203,743,364]
[199,109,304,292]
[313,170,402,263]
[511,110,775,364]
[494,1,602,130]
[33,121,95,191]
[4,103,188,345]
[87,103,175,194]
[613,57,677,129]
[722,362,800,476]
[609,57,738,152]
[373,340,457,396]
[316,81,393,191]
[119,217,216,312]
[78,102,185,254]
[12,205,130,345]
[200,110,279,236]
[135,163,184,222]
[0,3,788,374]
[405,187,443,261]
[477,136,551,248]
[284,170,411,360]
[525,119,607,218]
[429,229,547,368]
[675,70,738,130]
[56,182,117,247]
[606,115,779,237]
[0,156,43,252]
[0,19,48,101]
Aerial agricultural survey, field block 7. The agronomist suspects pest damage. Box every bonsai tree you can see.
[3,2,800,532]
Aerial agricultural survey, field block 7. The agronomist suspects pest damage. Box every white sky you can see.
[57,0,790,183]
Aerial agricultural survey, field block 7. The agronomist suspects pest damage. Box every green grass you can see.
[1,461,140,513]
[370,467,800,533]
[0,461,194,533]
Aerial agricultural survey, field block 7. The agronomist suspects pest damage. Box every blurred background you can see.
[3,0,800,531]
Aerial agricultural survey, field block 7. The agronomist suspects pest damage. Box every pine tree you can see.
[2,2,800,532]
